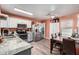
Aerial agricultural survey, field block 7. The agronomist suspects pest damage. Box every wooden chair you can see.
[50,38,53,54]
[50,35,63,54]
[50,34,55,53]
[62,38,79,55]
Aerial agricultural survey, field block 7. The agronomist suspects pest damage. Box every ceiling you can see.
[1,4,79,20]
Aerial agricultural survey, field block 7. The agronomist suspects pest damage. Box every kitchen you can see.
[0,4,46,55]
[1,4,79,55]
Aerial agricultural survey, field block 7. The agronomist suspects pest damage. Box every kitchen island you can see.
[0,35,32,55]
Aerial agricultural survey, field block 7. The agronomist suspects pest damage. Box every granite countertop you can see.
[0,35,32,55]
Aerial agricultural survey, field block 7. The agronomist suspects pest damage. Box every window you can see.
[50,23,59,38]
[60,19,73,37]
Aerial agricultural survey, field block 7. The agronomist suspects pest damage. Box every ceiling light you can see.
[14,8,33,15]
[51,8,55,11]
[51,16,55,19]
[51,6,56,11]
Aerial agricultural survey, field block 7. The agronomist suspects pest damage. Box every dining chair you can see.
[50,34,55,53]
[62,38,79,55]
[50,34,63,54]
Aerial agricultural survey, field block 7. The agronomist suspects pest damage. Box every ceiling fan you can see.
[46,10,60,23]
[46,10,56,19]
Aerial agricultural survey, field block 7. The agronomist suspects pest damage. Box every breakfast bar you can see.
[0,36,32,55]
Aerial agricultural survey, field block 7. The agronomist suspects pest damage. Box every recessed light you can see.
[14,8,33,15]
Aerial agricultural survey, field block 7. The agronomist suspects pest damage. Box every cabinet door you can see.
[26,20,32,28]
[9,17,32,28]
[9,17,17,28]
[17,19,32,28]
[0,20,8,27]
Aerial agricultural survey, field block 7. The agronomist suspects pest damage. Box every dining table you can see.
[50,36,79,54]
[54,37,79,44]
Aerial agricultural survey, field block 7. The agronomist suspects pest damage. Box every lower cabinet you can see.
[14,48,32,55]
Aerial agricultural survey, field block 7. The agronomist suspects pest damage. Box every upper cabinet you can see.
[26,20,32,28]
[0,17,8,28]
[0,20,8,27]
[0,13,9,28]
[8,17,17,28]
[0,17,32,28]
[16,18,32,28]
